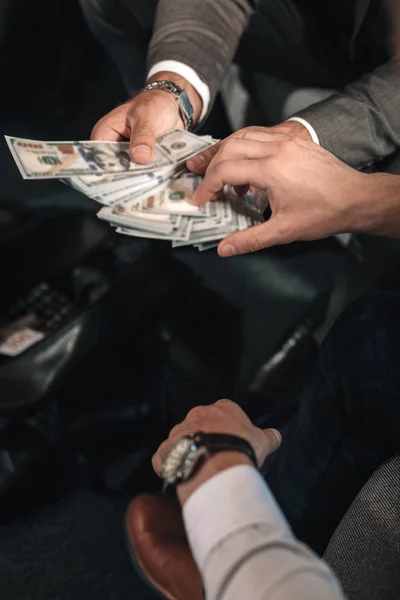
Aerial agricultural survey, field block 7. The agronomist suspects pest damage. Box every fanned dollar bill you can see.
[6,127,265,251]
[98,205,182,235]
[116,216,192,242]
[139,173,211,217]
[5,129,213,179]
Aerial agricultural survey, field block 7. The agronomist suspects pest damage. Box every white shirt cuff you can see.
[147,60,210,122]
[286,117,320,145]
[182,464,291,571]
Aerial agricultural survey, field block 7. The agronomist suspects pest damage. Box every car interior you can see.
[1,2,400,599]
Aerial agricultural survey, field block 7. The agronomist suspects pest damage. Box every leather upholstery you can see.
[126,495,202,600]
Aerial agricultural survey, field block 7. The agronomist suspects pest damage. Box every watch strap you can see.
[161,431,258,493]
[190,432,258,467]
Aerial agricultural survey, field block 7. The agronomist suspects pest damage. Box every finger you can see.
[217,216,296,257]
[192,157,278,205]
[168,421,195,440]
[189,138,275,180]
[91,124,126,142]
[152,438,174,476]
[214,399,250,421]
[129,117,157,165]
[215,138,274,164]
[262,428,282,454]
[91,108,131,141]
[187,141,221,174]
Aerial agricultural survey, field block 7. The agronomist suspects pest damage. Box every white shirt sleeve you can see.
[286,117,320,145]
[182,465,345,600]
[147,60,210,122]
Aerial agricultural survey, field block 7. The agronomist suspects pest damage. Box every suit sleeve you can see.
[148,0,256,109]
[295,60,400,168]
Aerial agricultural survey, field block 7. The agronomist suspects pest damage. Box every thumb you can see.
[218,216,296,257]
[263,429,282,455]
[130,118,157,165]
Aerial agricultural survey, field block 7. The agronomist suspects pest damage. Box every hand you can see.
[153,399,281,505]
[91,71,202,165]
[186,121,312,174]
[188,128,371,257]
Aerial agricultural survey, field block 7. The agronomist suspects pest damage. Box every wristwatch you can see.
[143,80,194,131]
[161,431,258,487]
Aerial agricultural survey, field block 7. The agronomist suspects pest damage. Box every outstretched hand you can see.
[187,127,370,257]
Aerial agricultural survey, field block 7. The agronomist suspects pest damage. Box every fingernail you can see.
[133,145,151,161]
[187,155,204,168]
[270,429,282,446]
[219,244,237,257]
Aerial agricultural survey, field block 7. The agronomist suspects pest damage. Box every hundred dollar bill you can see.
[5,137,172,179]
[171,213,240,248]
[95,167,188,206]
[140,172,211,217]
[195,241,220,252]
[98,206,181,235]
[157,129,214,164]
[5,129,214,180]
[66,164,180,197]
[116,216,192,242]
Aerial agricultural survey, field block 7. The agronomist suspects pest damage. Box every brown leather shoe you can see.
[126,494,203,600]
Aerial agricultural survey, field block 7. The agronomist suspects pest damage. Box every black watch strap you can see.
[161,431,258,492]
[190,432,258,467]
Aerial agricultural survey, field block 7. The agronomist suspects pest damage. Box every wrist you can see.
[147,71,202,125]
[271,120,313,142]
[176,451,253,506]
[349,172,400,236]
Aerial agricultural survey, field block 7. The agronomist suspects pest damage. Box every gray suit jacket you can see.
[148,0,400,168]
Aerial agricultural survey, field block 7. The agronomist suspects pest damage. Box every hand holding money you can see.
[91,71,202,165]
[6,129,264,253]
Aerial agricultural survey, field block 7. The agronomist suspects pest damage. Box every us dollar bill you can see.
[5,130,214,180]
[116,216,192,242]
[140,172,211,217]
[98,206,181,235]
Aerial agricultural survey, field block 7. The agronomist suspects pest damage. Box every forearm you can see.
[148,0,256,112]
[296,60,400,168]
[206,531,345,600]
[351,172,400,237]
[182,464,345,600]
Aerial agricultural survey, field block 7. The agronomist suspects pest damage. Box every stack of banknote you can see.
[5,129,263,251]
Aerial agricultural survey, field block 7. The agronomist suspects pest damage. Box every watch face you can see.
[161,436,194,485]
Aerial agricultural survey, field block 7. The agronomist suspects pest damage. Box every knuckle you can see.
[214,399,235,408]
[213,160,229,179]
[168,423,184,439]
[242,127,264,139]
[279,137,296,154]
[244,231,263,253]
[220,137,237,155]
[265,156,282,175]
[186,405,208,421]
